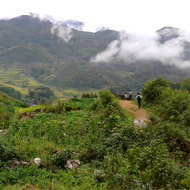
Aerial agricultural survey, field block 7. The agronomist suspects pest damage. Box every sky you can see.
[1,0,190,33]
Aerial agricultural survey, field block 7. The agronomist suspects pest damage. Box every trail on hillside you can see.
[120,100,149,126]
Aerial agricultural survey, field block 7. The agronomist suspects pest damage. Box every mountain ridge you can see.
[0,15,189,96]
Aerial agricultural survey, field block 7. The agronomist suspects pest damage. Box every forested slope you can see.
[0,15,189,94]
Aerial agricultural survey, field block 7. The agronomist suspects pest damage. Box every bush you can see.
[28,86,56,104]
[142,78,169,105]
[91,90,125,119]
[0,141,17,162]
[158,91,190,126]
[180,78,190,92]
[99,90,116,108]
[144,122,190,156]
[139,140,186,189]
[80,144,106,163]
[51,149,73,169]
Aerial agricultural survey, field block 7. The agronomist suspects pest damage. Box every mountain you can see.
[156,27,180,43]
[0,15,189,97]
[63,20,85,30]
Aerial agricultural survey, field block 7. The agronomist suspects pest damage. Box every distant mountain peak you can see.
[62,20,84,30]
[157,26,180,43]
[157,26,179,34]
[10,15,40,22]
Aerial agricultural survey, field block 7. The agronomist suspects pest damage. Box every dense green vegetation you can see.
[1,79,190,189]
[0,93,27,128]
[0,86,22,100]
[27,86,56,104]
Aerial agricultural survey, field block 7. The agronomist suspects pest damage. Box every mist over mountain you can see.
[0,15,189,95]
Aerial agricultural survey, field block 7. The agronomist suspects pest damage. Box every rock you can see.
[134,119,149,127]
[21,161,30,167]
[34,158,41,166]
[9,160,30,169]
[66,160,80,169]
[9,160,20,169]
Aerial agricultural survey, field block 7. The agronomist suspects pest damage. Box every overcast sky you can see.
[1,0,190,33]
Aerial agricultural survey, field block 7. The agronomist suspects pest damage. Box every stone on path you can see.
[66,160,80,169]
[34,158,41,166]
[134,119,150,127]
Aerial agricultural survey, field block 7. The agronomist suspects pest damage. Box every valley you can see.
[0,15,189,104]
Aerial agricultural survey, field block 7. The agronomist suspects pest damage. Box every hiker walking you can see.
[124,93,128,100]
[128,90,133,100]
[136,93,142,109]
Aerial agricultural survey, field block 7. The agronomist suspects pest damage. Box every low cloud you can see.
[51,23,73,43]
[27,14,74,43]
[91,28,190,69]
[92,40,120,63]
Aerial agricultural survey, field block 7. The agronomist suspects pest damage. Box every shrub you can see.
[80,144,106,163]
[180,78,190,92]
[27,86,55,104]
[142,78,169,105]
[92,90,125,119]
[145,122,189,156]
[98,90,116,108]
[139,140,186,189]
[158,91,190,125]
[0,141,17,162]
[51,149,72,169]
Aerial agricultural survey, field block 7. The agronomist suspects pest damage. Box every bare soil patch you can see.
[120,100,149,126]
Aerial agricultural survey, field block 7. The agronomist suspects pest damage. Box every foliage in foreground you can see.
[1,88,190,189]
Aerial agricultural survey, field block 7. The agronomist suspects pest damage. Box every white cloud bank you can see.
[91,29,190,69]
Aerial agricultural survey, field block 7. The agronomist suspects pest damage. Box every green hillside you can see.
[1,80,190,189]
[0,43,56,63]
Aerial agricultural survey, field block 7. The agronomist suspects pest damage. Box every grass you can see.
[18,105,46,114]
[63,89,82,97]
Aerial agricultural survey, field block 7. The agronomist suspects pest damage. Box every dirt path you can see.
[120,100,149,126]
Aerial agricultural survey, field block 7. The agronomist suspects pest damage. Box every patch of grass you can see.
[18,105,46,114]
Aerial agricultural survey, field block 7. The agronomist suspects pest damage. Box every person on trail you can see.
[124,93,128,100]
[136,93,142,109]
[128,90,133,100]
